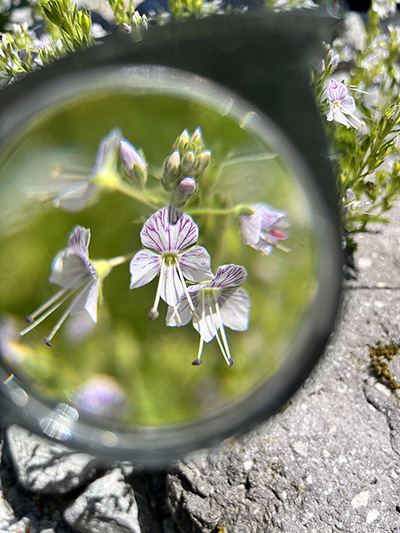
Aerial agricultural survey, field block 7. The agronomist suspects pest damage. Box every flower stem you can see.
[187,204,253,217]
[113,180,161,209]
[106,253,134,268]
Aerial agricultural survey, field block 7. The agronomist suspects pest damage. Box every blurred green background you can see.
[0,87,317,427]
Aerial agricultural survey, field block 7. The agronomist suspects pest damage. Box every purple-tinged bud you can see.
[19,48,28,61]
[331,54,339,68]
[141,17,148,30]
[181,151,195,173]
[195,150,211,175]
[175,177,196,205]
[317,59,325,75]
[120,139,147,186]
[123,23,132,34]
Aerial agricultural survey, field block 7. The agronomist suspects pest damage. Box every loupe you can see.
[0,11,342,467]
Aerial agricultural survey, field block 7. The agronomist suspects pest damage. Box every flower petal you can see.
[92,128,122,177]
[332,109,350,127]
[50,250,94,289]
[84,281,100,323]
[193,309,218,343]
[166,285,201,327]
[159,264,185,307]
[129,250,161,289]
[68,226,90,258]
[55,183,97,213]
[340,95,356,114]
[219,288,250,332]
[179,245,213,282]
[212,264,247,289]
[240,209,262,245]
[140,206,198,253]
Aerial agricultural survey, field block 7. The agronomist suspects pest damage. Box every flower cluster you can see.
[18,127,290,367]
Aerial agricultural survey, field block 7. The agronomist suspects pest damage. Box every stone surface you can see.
[166,202,400,532]
[64,468,141,533]
[6,425,99,495]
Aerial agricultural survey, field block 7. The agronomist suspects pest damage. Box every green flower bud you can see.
[181,151,195,174]
[195,150,211,176]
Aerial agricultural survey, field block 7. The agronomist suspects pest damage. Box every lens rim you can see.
[0,12,342,467]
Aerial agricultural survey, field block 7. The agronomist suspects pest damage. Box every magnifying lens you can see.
[0,10,342,467]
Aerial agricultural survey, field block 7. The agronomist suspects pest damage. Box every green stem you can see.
[187,204,253,216]
[107,252,135,268]
[113,180,161,209]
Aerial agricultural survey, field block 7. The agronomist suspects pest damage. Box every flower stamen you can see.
[213,296,233,367]
[148,261,165,320]
[19,289,72,338]
[44,279,94,346]
[192,293,206,366]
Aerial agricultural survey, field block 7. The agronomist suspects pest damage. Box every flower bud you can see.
[162,150,181,189]
[195,150,211,176]
[181,151,195,173]
[317,59,325,75]
[120,139,147,187]
[19,48,28,61]
[173,129,190,152]
[174,177,196,205]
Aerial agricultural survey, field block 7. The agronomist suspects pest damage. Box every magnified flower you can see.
[167,264,250,367]
[19,226,100,346]
[129,205,213,320]
[239,203,290,255]
[326,79,362,129]
[36,128,122,212]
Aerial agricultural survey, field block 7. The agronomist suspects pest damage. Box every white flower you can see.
[129,205,213,319]
[19,226,100,346]
[239,203,290,255]
[167,264,250,367]
[33,128,122,212]
[326,79,363,129]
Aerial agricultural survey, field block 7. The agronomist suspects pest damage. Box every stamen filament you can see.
[26,288,69,322]
[175,261,196,314]
[19,290,72,337]
[192,293,205,366]
[214,298,233,367]
[208,300,232,367]
[148,260,165,320]
[44,280,93,346]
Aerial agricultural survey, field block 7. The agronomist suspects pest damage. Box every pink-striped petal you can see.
[179,245,213,282]
[140,206,198,253]
[129,250,161,289]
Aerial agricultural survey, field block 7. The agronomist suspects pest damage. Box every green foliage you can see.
[312,5,400,247]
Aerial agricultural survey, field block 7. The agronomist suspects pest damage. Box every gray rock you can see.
[6,425,98,494]
[166,201,400,531]
[64,468,141,533]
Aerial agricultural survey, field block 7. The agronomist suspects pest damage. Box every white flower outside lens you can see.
[129,205,213,319]
[167,264,250,367]
[326,79,362,129]
[19,225,100,345]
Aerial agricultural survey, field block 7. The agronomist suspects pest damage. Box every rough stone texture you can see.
[6,425,99,495]
[63,468,141,533]
[165,201,400,532]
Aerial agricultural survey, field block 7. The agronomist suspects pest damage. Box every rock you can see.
[5,425,98,494]
[166,203,400,531]
[64,468,141,533]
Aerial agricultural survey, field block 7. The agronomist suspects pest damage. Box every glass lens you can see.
[0,65,321,434]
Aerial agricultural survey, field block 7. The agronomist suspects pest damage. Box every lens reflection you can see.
[0,66,317,428]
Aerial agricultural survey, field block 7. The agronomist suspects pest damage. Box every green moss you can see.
[369,342,400,391]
